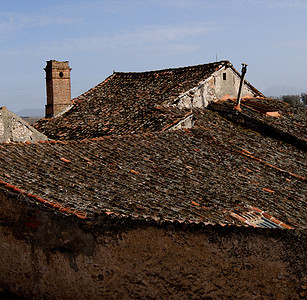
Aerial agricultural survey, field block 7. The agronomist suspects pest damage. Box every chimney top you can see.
[44,60,72,118]
[44,60,71,71]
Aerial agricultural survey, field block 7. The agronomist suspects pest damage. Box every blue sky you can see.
[0,0,306,113]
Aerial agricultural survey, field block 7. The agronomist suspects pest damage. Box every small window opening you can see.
[59,72,64,78]
[223,72,227,80]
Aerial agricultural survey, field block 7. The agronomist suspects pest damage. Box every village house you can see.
[35,60,265,139]
[0,60,306,299]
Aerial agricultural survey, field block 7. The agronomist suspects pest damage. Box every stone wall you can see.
[0,107,48,143]
[0,189,306,299]
[167,66,255,110]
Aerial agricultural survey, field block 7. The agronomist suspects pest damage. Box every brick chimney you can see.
[44,60,72,118]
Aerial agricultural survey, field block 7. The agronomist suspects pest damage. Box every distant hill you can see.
[263,85,305,98]
[15,108,44,117]
[21,116,42,125]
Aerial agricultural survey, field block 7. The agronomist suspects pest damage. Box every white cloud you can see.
[247,0,307,9]
[149,0,307,11]
[0,13,29,38]
[273,40,307,48]
[146,0,208,9]
[52,0,152,15]
[274,0,307,9]
[51,0,216,16]
[37,23,216,53]
[0,22,215,60]
[0,12,82,40]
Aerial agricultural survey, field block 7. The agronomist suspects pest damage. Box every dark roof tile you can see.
[35,61,232,140]
[209,97,307,150]
[1,110,306,228]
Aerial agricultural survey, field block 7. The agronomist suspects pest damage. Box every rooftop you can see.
[210,97,306,151]
[35,60,262,140]
[1,109,306,228]
[2,61,306,230]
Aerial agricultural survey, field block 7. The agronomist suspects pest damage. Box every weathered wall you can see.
[0,189,306,299]
[0,108,48,143]
[168,66,255,109]
[214,67,254,99]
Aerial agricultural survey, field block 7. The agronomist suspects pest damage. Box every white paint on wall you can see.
[165,66,258,110]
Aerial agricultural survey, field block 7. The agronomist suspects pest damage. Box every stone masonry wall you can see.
[0,108,48,143]
[0,189,306,299]
[169,67,255,110]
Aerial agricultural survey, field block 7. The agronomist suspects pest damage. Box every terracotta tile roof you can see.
[34,60,303,152]
[1,110,306,228]
[209,97,307,151]
[34,60,243,140]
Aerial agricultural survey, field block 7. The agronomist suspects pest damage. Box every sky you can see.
[0,0,306,114]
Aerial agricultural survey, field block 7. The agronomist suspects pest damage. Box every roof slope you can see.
[2,109,306,228]
[209,97,307,151]
[34,61,234,140]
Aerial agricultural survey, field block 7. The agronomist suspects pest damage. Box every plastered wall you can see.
[0,190,306,299]
[168,67,256,109]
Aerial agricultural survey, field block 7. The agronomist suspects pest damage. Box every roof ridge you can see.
[113,60,230,75]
